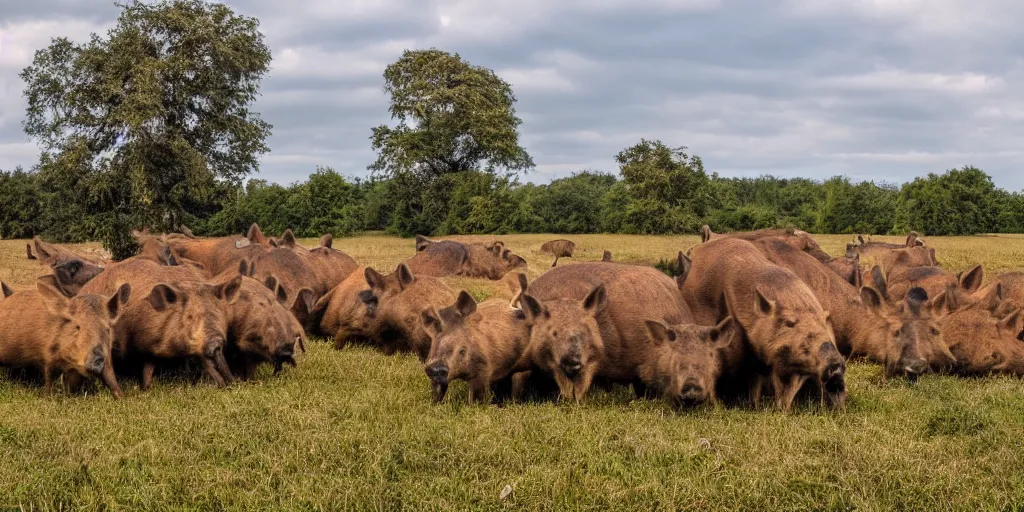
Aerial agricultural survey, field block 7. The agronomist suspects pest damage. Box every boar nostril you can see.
[902,359,928,375]
[681,383,703,396]
[561,357,582,379]
[425,363,449,382]
[278,345,294,358]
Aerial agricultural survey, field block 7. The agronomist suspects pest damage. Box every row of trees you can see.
[4,155,1020,241]
[6,0,1020,257]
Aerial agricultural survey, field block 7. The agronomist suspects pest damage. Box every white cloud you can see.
[818,69,1006,95]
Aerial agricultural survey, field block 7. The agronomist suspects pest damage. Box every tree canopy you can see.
[20,0,272,257]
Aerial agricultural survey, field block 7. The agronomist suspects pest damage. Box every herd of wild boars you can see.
[2,225,1023,413]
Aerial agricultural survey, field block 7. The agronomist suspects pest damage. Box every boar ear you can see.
[421,308,442,336]
[163,246,179,266]
[280,229,298,248]
[415,234,431,252]
[33,238,55,263]
[928,248,937,266]
[264,275,279,293]
[214,275,243,303]
[237,259,252,277]
[860,286,886,314]
[977,283,1003,314]
[700,225,713,243]
[26,243,37,260]
[106,283,132,320]
[247,223,266,244]
[583,283,608,315]
[396,263,415,289]
[904,287,929,316]
[517,273,529,293]
[929,289,954,317]
[0,281,13,299]
[676,252,692,288]
[274,283,289,305]
[869,266,888,301]
[36,276,70,314]
[147,283,180,312]
[365,268,386,291]
[848,265,862,289]
[753,287,776,317]
[959,264,984,293]
[710,317,739,347]
[644,320,676,345]
[520,294,546,323]
[455,291,477,317]
[319,234,333,249]
[291,288,316,324]
[905,231,918,248]
[857,235,866,246]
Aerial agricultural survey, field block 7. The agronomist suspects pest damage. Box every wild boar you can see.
[540,239,576,267]
[314,267,390,352]
[515,261,731,407]
[602,251,613,262]
[699,225,832,264]
[164,225,269,276]
[406,240,469,278]
[27,236,110,267]
[824,255,861,287]
[682,237,846,411]
[940,305,1024,376]
[408,236,526,280]
[0,277,129,398]
[303,245,360,292]
[249,246,323,333]
[220,268,309,380]
[885,264,984,303]
[639,316,741,407]
[79,259,241,390]
[365,263,458,361]
[752,238,953,378]
[421,291,531,404]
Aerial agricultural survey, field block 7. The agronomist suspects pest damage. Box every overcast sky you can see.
[2,0,1023,190]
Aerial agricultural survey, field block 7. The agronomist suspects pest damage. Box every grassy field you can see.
[2,233,1024,510]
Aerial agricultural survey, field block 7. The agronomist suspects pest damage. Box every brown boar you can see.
[753,238,952,378]
[699,226,832,263]
[941,306,1024,376]
[682,238,846,411]
[639,316,741,407]
[406,240,469,277]
[972,272,1024,315]
[540,239,576,267]
[79,259,241,390]
[314,267,389,352]
[27,236,110,267]
[602,250,613,262]
[164,225,270,276]
[220,268,308,380]
[516,261,731,407]
[249,246,322,333]
[365,263,458,361]
[421,291,531,404]
[885,264,983,303]
[825,255,861,287]
[0,277,129,398]
[302,244,360,292]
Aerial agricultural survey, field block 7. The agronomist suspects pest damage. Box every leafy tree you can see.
[895,166,997,235]
[20,0,272,258]
[368,48,534,235]
[0,168,43,239]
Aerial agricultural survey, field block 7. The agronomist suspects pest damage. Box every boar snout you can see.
[425,362,449,383]
[85,344,106,375]
[560,356,583,379]
[675,380,708,408]
[900,357,929,378]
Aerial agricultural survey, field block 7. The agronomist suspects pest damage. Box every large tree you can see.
[21,0,272,257]
[368,48,534,235]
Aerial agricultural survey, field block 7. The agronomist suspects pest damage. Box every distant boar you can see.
[540,239,576,267]
[885,264,984,303]
[365,263,458,361]
[406,240,469,278]
[941,306,1024,376]
[602,251,613,262]
[682,238,846,411]
[79,259,241,390]
[516,261,730,407]
[699,225,832,264]
[753,238,952,378]
[421,291,531,404]
[27,236,109,267]
[0,277,129,398]
[408,236,526,280]
[164,225,269,276]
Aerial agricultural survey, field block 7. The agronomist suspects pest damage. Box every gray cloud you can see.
[1,0,1023,190]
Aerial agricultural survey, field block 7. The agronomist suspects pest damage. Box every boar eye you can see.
[784,320,797,328]
[459,348,467,356]
[930,327,940,336]
[892,330,901,337]
[551,330,559,338]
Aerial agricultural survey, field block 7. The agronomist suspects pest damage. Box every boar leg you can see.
[332,333,348,351]
[632,379,653,399]
[551,256,559,267]
[201,358,227,387]
[101,362,123,399]
[467,379,489,405]
[141,362,156,391]
[43,366,54,395]
[64,372,85,395]
[750,376,765,408]
[510,371,531,402]
[773,372,809,413]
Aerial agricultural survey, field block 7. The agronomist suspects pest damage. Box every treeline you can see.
[3,144,1021,242]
